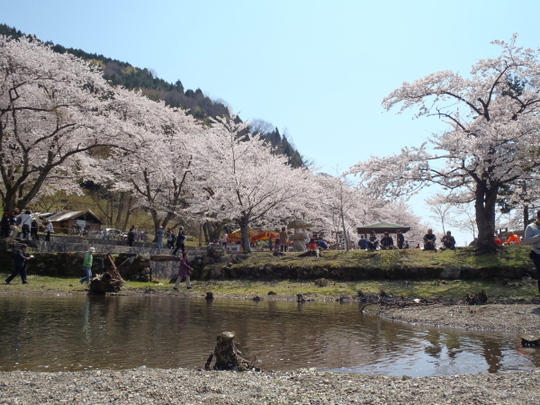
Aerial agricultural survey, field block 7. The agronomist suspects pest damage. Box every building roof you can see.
[357,222,411,234]
[47,210,103,224]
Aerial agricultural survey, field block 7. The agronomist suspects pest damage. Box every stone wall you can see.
[1,236,205,282]
[1,238,534,282]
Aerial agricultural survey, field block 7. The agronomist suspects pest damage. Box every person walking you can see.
[523,210,540,294]
[174,251,193,290]
[5,244,33,284]
[156,226,165,249]
[30,218,40,241]
[19,210,32,240]
[80,247,95,284]
[173,226,187,255]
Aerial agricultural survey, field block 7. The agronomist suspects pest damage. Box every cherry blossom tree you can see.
[100,87,204,235]
[350,35,540,254]
[192,116,315,253]
[0,35,126,212]
[307,173,363,249]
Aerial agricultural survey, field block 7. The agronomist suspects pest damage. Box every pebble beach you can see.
[1,303,539,404]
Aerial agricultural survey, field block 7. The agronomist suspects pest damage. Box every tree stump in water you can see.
[204,331,258,371]
[89,254,126,294]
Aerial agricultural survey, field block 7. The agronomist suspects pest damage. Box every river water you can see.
[0,294,537,376]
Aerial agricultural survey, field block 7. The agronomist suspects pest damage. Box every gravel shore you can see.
[1,302,540,404]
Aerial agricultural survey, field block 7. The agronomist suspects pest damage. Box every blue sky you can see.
[3,0,540,245]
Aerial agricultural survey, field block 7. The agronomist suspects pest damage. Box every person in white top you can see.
[18,210,32,240]
[45,221,54,241]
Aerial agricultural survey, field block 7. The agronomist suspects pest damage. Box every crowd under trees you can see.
[0,34,426,251]
[2,30,539,254]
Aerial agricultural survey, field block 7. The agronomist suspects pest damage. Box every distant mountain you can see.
[0,23,305,167]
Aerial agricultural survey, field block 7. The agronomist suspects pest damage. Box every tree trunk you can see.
[341,211,350,251]
[474,183,498,254]
[202,222,224,244]
[524,205,530,231]
[240,217,252,253]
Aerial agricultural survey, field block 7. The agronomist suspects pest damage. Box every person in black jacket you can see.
[380,232,395,250]
[6,244,33,284]
[423,229,437,250]
[30,218,40,240]
[127,226,136,246]
[173,226,187,255]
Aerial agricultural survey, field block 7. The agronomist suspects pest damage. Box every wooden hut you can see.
[46,210,103,235]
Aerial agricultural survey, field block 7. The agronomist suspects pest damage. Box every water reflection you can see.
[0,295,537,376]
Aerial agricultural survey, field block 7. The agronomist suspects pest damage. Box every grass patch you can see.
[1,245,537,302]
[1,273,538,302]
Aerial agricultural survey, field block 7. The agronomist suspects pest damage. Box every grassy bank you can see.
[1,275,538,302]
[1,245,539,302]
[229,245,531,271]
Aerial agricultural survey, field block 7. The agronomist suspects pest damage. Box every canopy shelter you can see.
[356,222,411,235]
[228,229,279,243]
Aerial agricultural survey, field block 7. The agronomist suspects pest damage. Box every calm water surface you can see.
[0,295,538,376]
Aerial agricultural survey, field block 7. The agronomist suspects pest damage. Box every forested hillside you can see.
[0,23,304,167]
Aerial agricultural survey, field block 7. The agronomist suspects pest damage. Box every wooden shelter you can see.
[357,222,411,236]
[46,210,103,235]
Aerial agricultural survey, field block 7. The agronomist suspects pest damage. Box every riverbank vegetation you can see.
[2,246,538,302]
[1,273,538,303]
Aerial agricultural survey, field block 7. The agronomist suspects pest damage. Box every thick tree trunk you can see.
[202,222,224,244]
[474,183,498,255]
[240,217,252,253]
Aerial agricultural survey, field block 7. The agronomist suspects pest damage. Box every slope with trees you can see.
[0,36,130,212]
[0,23,306,168]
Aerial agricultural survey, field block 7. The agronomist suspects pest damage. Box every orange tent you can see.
[227,229,279,243]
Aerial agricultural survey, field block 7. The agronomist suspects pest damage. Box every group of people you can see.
[494,231,521,246]
[358,230,409,251]
[357,229,458,251]
[156,226,187,254]
[422,229,456,251]
[0,209,54,242]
